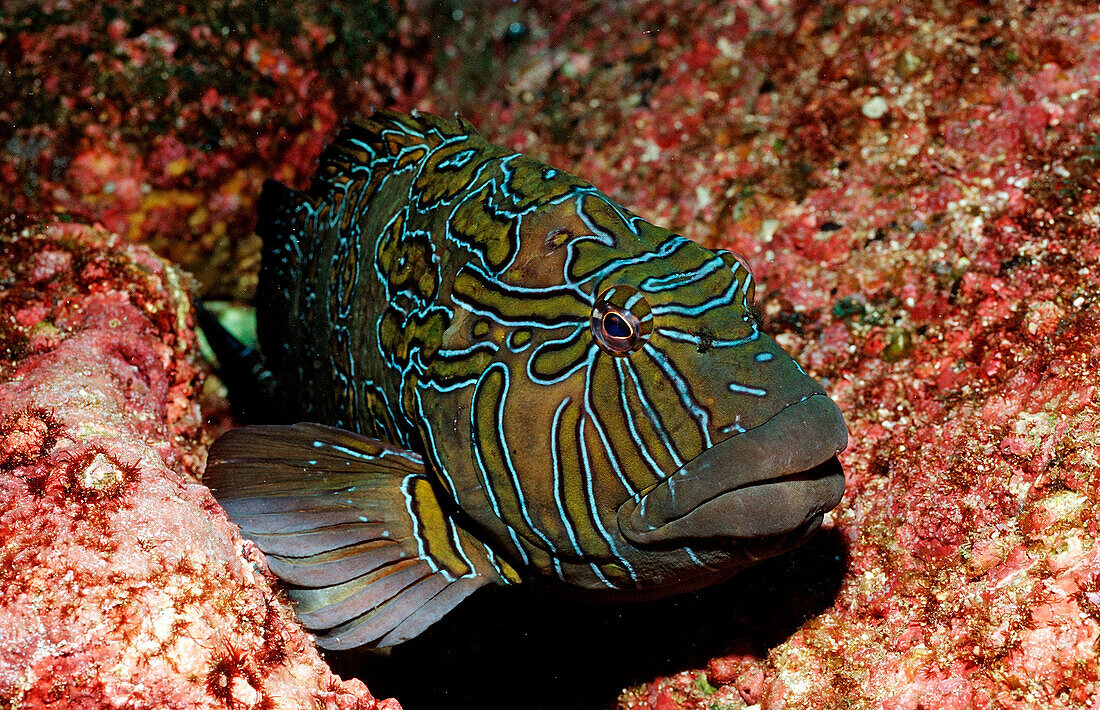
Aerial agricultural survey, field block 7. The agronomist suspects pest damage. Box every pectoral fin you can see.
[204,422,519,649]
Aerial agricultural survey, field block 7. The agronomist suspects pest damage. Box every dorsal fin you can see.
[255,109,487,265]
[304,109,484,202]
[204,422,519,649]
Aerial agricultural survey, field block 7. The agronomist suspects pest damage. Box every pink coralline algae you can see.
[0,220,397,710]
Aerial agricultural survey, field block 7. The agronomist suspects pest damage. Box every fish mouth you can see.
[617,394,848,545]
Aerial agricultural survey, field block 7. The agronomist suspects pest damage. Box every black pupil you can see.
[603,312,633,339]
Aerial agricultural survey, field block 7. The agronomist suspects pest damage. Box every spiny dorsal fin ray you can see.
[305,109,504,218]
[204,422,517,648]
[311,111,464,192]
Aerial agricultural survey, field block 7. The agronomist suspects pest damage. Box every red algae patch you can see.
[0,220,396,709]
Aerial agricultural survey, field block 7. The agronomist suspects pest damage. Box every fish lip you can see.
[617,393,848,545]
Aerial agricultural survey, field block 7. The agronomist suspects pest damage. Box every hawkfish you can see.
[204,110,848,650]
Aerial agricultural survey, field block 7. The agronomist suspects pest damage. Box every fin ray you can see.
[373,576,484,647]
[313,574,451,651]
[289,558,432,629]
[265,540,407,586]
[205,422,515,648]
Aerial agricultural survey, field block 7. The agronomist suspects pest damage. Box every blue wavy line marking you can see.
[577,408,637,585]
[639,254,725,293]
[492,363,560,553]
[549,397,585,558]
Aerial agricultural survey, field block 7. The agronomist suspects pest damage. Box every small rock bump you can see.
[74,452,127,495]
[861,95,889,119]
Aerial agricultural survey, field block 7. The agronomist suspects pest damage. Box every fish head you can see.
[422,179,847,595]
[571,218,847,592]
[594,251,849,544]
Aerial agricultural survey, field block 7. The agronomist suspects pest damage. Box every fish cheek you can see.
[621,339,710,464]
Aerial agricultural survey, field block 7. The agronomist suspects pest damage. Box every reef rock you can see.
[0,220,396,710]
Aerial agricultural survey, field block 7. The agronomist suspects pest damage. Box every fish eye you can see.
[602,312,633,339]
[591,286,652,356]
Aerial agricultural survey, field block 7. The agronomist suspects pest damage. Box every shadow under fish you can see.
[203,110,848,650]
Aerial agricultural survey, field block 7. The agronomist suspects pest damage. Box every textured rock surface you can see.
[0,221,396,709]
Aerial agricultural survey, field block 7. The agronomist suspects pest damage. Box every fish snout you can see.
[617,394,848,545]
